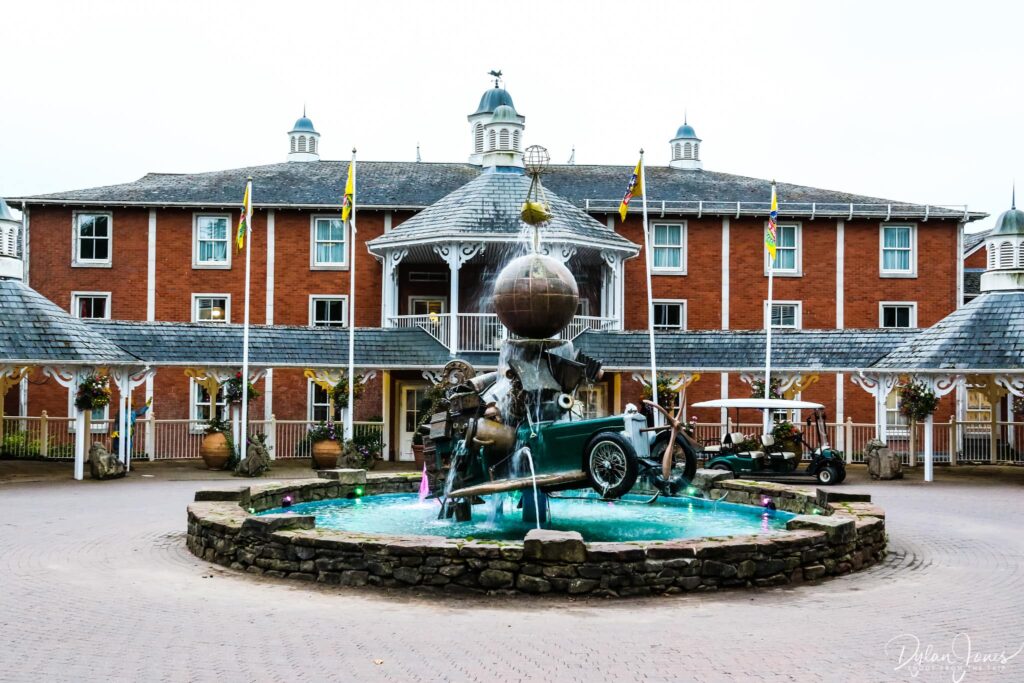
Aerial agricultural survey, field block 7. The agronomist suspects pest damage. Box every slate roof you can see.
[8,161,983,221]
[84,320,455,368]
[0,278,138,365]
[575,329,919,372]
[963,229,990,255]
[874,291,1024,371]
[367,168,638,252]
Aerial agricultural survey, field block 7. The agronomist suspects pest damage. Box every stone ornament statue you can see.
[235,440,271,478]
[88,442,126,480]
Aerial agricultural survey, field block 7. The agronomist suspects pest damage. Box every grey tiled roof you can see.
[575,329,919,372]
[0,278,138,365]
[874,291,1024,371]
[367,169,638,252]
[963,229,990,255]
[85,320,454,368]
[8,161,978,220]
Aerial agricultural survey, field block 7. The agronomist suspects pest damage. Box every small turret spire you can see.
[416,142,421,163]
[568,146,575,165]
[1013,181,1016,210]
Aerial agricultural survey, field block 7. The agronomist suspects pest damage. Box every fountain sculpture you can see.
[423,147,698,523]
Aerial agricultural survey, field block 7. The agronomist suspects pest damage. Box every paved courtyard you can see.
[0,461,1022,682]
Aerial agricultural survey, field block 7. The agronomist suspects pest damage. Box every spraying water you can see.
[516,446,542,530]
[418,463,431,503]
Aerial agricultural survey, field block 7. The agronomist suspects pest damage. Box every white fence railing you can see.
[1,414,385,462]
[4,413,1021,466]
[389,314,450,347]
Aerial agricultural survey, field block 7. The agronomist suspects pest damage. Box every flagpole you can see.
[639,149,660,420]
[763,181,776,435]
[240,177,254,461]
[345,150,357,441]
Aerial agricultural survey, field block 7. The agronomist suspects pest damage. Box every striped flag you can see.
[341,162,355,223]
[618,159,643,222]
[236,180,252,250]
[765,182,778,262]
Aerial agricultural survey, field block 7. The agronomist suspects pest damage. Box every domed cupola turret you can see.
[669,115,702,170]
[0,197,23,280]
[981,190,1024,292]
[287,109,321,162]
[469,71,525,167]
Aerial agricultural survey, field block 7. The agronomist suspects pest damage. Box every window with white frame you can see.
[410,297,446,315]
[194,215,230,267]
[191,381,228,423]
[193,294,230,323]
[311,217,347,268]
[766,301,801,329]
[73,212,112,266]
[652,300,686,330]
[880,302,917,328]
[309,296,348,327]
[576,385,607,419]
[881,224,916,275]
[885,392,910,436]
[308,382,342,423]
[770,224,800,274]
[966,390,992,425]
[651,223,686,271]
[71,292,111,319]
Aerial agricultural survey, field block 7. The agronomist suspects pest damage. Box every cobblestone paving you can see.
[0,463,1022,682]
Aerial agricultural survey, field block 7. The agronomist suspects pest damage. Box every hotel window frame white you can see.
[879,223,918,277]
[71,211,113,267]
[650,222,687,274]
[71,291,111,320]
[764,222,802,276]
[879,302,918,329]
[408,296,447,315]
[190,379,229,427]
[192,213,232,269]
[308,295,349,328]
[652,299,687,331]
[307,380,343,423]
[885,391,910,437]
[764,301,802,329]
[310,215,348,270]
[192,293,231,323]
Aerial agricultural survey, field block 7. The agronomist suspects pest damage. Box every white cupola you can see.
[669,115,702,170]
[981,192,1024,292]
[0,197,23,280]
[287,110,320,162]
[468,72,525,167]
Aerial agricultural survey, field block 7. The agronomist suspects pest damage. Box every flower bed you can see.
[186,470,886,597]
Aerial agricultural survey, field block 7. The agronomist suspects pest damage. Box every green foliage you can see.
[640,374,680,412]
[75,375,111,411]
[1,431,41,458]
[750,378,783,400]
[771,420,798,442]
[898,380,939,422]
[224,373,260,404]
[331,375,366,410]
[414,382,448,445]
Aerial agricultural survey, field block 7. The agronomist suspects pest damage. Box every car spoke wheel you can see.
[584,432,639,499]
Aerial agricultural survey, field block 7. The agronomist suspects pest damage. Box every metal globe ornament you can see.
[523,145,551,175]
[492,253,579,339]
[522,145,553,227]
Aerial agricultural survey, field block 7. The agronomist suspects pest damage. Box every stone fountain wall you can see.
[186,470,886,597]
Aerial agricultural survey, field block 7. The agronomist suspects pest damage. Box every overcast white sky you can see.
[2,0,1020,231]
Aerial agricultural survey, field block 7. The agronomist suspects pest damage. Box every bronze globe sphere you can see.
[492,253,579,339]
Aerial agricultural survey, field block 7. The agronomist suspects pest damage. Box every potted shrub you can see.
[306,422,343,469]
[771,420,802,457]
[411,431,425,466]
[200,416,234,470]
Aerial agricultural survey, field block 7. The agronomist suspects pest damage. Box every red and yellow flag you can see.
[618,159,643,222]
[341,163,354,223]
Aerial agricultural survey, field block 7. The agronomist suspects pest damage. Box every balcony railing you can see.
[387,313,617,352]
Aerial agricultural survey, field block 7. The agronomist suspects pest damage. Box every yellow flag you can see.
[341,163,354,223]
[236,181,251,250]
[618,160,643,222]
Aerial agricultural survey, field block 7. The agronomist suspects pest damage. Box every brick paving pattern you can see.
[0,462,1021,682]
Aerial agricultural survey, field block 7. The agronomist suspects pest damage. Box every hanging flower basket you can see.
[749,378,783,400]
[331,375,365,410]
[224,373,260,404]
[640,373,679,416]
[75,375,111,411]
[898,381,939,422]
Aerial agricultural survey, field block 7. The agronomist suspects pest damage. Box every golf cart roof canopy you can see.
[690,398,825,410]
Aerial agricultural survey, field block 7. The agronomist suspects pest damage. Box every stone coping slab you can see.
[185,468,885,597]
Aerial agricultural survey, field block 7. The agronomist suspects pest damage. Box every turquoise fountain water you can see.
[262,491,793,543]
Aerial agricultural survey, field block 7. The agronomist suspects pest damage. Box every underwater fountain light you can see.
[354,486,365,497]
[761,495,776,510]
[282,495,293,508]
[685,486,698,496]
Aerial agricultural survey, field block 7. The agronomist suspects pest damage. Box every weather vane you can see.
[488,69,503,86]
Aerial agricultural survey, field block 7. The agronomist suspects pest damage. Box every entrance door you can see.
[398,385,426,461]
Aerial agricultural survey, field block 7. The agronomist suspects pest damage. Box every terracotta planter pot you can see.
[312,439,343,469]
[200,432,232,470]
[412,444,425,467]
